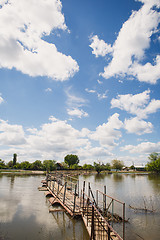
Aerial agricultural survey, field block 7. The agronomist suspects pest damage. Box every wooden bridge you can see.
[39,173,125,240]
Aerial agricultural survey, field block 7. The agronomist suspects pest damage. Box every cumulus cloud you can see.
[0,120,26,145]
[89,35,112,57]
[67,108,89,118]
[89,113,123,148]
[98,0,160,84]
[121,141,160,154]
[0,0,79,81]
[111,90,160,119]
[130,55,160,84]
[124,117,153,135]
[0,115,123,163]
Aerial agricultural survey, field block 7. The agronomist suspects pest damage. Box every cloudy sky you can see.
[0,0,160,166]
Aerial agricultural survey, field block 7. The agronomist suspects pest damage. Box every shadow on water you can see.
[147,174,160,192]
[112,173,124,182]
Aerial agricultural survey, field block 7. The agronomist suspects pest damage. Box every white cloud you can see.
[85,88,108,100]
[66,87,87,107]
[0,115,123,163]
[97,90,108,100]
[97,79,103,84]
[0,119,26,145]
[0,95,4,104]
[111,90,160,119]
[45,88,52,92]
[0,0,79,81]
[67,108,89,118]
[124,117,153,135]
[121,141,160,154]
[99,0,160,84]
[66,87,88,118]
[130,55,160,84]
[89,113,123,148]
[85,88,96,93]
[89,35,112,57]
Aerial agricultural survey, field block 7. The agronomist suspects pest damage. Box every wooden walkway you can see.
[39,173,125,240]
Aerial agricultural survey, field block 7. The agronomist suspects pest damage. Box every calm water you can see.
[0,173,160,240]
[0,174,88,240]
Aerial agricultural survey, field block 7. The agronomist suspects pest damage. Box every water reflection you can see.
[112,173,124,182]
[94,173,106,181]
[10,175,15,189]
[0,174,89,240]
[147,174,160,192]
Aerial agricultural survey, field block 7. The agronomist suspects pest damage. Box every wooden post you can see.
[53,180,55,193]
[123,203,125,240]
[83,181,85,215]
[108,225,110,240]
[63,182,67,204]
[112,199,114,227]
[91,205,95,240]
[77,180,79,197]
[96,190,98,207]
[88,182,90,198]
[103,185,106,211]
[71,177,72,192]
[73,184,77,214]
[58,180,59,194]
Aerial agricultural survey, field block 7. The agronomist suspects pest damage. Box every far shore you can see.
[0,169,151,175]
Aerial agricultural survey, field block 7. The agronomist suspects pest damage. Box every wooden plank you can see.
[49,209,65,213]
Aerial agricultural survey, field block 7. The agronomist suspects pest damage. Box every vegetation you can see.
[3,153,159,174]
[94,162,111,174]
[146,152,160,174]
[13,153,17,167]
[64,154,79,168]
[0,159,6,169]
[111,159,124,171]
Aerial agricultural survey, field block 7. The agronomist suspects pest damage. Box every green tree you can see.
[148,152,159,162]
[43,160,56,172]
[64,154,79,168]
[146,152,160,173]
[7,160,13,168]
[104,163,111,171]
[70,164,81,170]
[111,159,124,171]
[0,159,6,169]
[130,165,135,170]
[20,161,31,170]
[83,164,94,170]
[94,162,104,174]
[31,160,43,170]
[13,153,17,167]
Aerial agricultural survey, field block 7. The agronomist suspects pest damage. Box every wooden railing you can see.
[45,173,125,240]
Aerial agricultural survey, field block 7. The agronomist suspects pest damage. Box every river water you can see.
[0,173,160,240]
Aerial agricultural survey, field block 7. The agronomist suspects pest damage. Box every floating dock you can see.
[39,173,125,240]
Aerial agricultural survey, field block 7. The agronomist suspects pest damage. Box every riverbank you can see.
[0,169,45,175]
[0,169,150,175]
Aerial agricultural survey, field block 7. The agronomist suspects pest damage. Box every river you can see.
[0,173,160,240]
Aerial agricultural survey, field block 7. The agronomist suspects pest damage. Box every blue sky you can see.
[0,0,160,166]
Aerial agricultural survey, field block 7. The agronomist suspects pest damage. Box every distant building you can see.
[134,166,146,171]
[122,167,129,171]
[56,163,64,170]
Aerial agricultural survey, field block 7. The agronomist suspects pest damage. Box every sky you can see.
[0,0,160,166]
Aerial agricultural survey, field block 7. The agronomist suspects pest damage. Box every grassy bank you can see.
[0,169,45,175]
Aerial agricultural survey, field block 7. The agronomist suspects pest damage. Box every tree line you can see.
[0,152,159,173]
